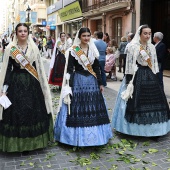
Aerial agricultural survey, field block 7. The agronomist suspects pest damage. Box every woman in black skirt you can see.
[112,25,170,137]
[0,23,53,152]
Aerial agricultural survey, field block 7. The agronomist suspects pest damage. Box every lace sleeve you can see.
[125,45,135,75]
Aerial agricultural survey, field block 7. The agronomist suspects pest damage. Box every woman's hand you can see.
[0,92,6,96]
[100,85,104,93]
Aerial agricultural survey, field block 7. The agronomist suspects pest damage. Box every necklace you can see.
[80,45,89,56]
[17,43,28,55]
[17,43,28,50]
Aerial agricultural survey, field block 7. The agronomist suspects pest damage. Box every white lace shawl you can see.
[125,43,159,75]
[0,35,53,120]
[125,25,159,75]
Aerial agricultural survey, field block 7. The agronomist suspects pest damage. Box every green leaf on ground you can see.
[143,167,151,170]
[152,162,157,166]
[90,152,100,160]
[148,148,158,154]
[107,158,115,162]
[29,162,34,166]
[20,162,25,166]
[142,160,150,164]
[92,167,100,170]
[166,158,170,162]
[142,141,150,146]
[47,164,52,168]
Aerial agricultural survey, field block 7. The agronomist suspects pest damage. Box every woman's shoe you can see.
[111,76,117,81]
[106,75,111,79]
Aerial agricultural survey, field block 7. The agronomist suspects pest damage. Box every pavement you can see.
[0,59,170,170]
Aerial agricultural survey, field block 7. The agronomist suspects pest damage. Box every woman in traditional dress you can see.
[48,32,68,88]
[54,27,113,146]
[112,25,170,138]
[0,23,53,152]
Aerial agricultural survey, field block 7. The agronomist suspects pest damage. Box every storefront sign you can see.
[50,26,56,30]
[42,21,47,26]
[47,15,56,26]
[58,1,82,22]
[47,0,62,14]
[64,0,76,7]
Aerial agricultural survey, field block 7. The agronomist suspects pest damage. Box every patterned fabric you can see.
[48,51,65,86]
[112,78,170,137]
[125,65,170,125]
[0,59,53,152]
[125,43,159,75]
[66,73,110,127]
[10,46,39,80]
[72,46,96,78]
[54,73,112,146]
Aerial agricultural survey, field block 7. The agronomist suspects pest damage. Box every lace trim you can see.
[125,66,170,125]
[70,46,95,71]
[66,90,110,127]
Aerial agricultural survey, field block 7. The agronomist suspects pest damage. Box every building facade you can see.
[46,0,83,39]
[82,0,134,45]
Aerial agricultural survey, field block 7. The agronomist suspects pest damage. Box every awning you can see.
[63,17,83,23]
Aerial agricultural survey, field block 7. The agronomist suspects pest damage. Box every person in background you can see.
[118,36,128,73]
[92,31,98,42]
[42,35,47,57]
[51,36,56,53]
[103,33,110,46]
[108,39,119,80]
[94,32,107,86]
[2,35,9,50]
[153,32,167,88]
[54,27,113,146]
[0,23,53,152]
[66,33,73,48]
[48,32,68,89]
[105,47,117,80]
[112,25,170,139]
[46,36,53,59]
[72,32,76,42]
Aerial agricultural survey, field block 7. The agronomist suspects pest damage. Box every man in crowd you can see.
[153,32,167,88]
[94,32,107,86]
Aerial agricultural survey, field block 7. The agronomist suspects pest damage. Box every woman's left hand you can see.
[100,85,104,93]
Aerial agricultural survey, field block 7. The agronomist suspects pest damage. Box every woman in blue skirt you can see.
[54,27,113,146]
[112,25,170,137]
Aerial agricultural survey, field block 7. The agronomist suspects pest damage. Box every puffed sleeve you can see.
[92,58,102,86]
[67,52,75,87]
[4,57,13,86]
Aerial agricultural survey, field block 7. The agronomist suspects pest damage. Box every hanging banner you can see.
[19,11,26,23]
[31,12,37,24]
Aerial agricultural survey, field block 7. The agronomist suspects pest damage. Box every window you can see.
[113,17,122,45]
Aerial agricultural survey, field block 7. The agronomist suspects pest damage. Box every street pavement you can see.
[0,58,170,170]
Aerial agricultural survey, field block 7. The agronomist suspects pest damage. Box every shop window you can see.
[112,17,122,45]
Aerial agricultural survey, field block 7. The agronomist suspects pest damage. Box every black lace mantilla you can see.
[66,90,110,127]
[125,66,170,125]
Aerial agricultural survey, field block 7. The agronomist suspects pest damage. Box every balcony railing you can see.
[82,0,129,13]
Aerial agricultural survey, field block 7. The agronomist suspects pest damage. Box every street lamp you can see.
[8,28,9,36]
[25,5,31,27]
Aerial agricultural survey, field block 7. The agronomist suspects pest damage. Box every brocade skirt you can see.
[112,66,170,136]
[54,72,113,146]
[0,70,53,152]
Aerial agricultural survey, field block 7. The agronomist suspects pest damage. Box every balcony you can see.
[82,0,130,16]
